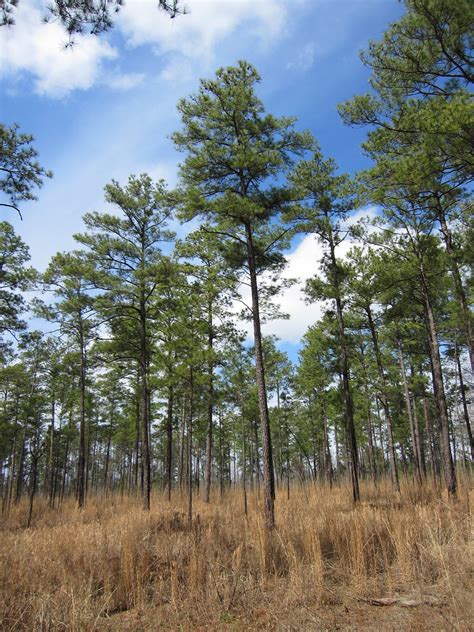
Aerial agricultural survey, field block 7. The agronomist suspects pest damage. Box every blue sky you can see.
[0,0,403,358]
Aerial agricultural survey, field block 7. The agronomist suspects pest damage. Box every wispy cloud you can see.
[286,42,315,73]
[105,72,146,91]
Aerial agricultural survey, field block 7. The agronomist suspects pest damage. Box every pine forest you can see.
[0,0,473,629]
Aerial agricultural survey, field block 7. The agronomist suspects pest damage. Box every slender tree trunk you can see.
[275,383,282,488]
[449,409,457,468]
[420,269,457,496]
[366,403,377,485]
[455,343,474,461]
[366,306,399,491]
[27,442,40,529]
[411,391,426,477]
[4,436,16,515]
[77,325,87,509]
[252,417,261,493]
[204,297,214,503]
[322,412,333,487]
[139,295,151,511]
[245,222,275,530]
[48,399,55,507]
[133,381,140,492]
[423,397,436,477]
[334,419,340,475]
[240,395,248,517]
[188,368,194,525]
[398,344,422,485]
[219,408,224,498]
[329,236,359,502]
[179,398,186,491]
[104,434,111,497]
[15,426,26,503]
[166,384,174,501]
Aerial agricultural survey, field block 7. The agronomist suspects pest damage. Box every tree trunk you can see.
[15,426,26,503]
[104,434,111,497]
[48,399,55,507]
[27,426,41,529]
[329,235,359,502]
[77,325,87,509]
[455,342,474,461]
[412,395,426,477]
[423,397,436,477]
[166,385,174,501]
[134,380,140,492]
[398,344,422,485]
[245,222,275,530]
[420,269,457,496]
[139,297,151,511]
[366,306,400,491]
[204,297,214,503]
[188,368,195,525]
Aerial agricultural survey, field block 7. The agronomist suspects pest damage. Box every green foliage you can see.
[339,0,474,190]
[0,123,52,218]
[0,222,36,343]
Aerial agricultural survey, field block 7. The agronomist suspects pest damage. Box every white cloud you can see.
[105,72,145,90]
[261,234,322,343]
[242,206,381,344]
[118,0,287,72]
[0,0,290,96]
[345,204,379,227]
[0,0,117,97]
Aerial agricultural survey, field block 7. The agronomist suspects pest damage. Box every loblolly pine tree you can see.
[286,152,361,503]
[295,318,338,485]
[368,218,457,496]
[75,174,175,510]
[345,246,400,492]
[172,60,313,531]
[176,226,239,504]
[41,252,98,509]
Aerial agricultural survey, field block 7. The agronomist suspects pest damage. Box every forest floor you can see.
[0,476,473,631]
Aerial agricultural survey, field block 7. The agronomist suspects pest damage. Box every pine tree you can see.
[172,60,313,530]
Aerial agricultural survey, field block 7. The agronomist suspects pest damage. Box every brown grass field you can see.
[1,475,473,631]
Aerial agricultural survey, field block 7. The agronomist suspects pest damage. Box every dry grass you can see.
[1,475,472,631]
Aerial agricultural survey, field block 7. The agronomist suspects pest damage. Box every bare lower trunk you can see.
[77,327,87,510]
[455,343,474,461]
[366,306,399,491]
[188,369,194,525]
[366,404,377,485]
[166,385,173,501]
[411,394,425,477]
[398,345,422,485]
[329,236,359,502]
[241,400,248,517]
[423,398,436,477]
[48,400,55,507]
[139,294,151,511]
[421,270,457,496]
[245,222,275,530]
[204,316,213,503]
